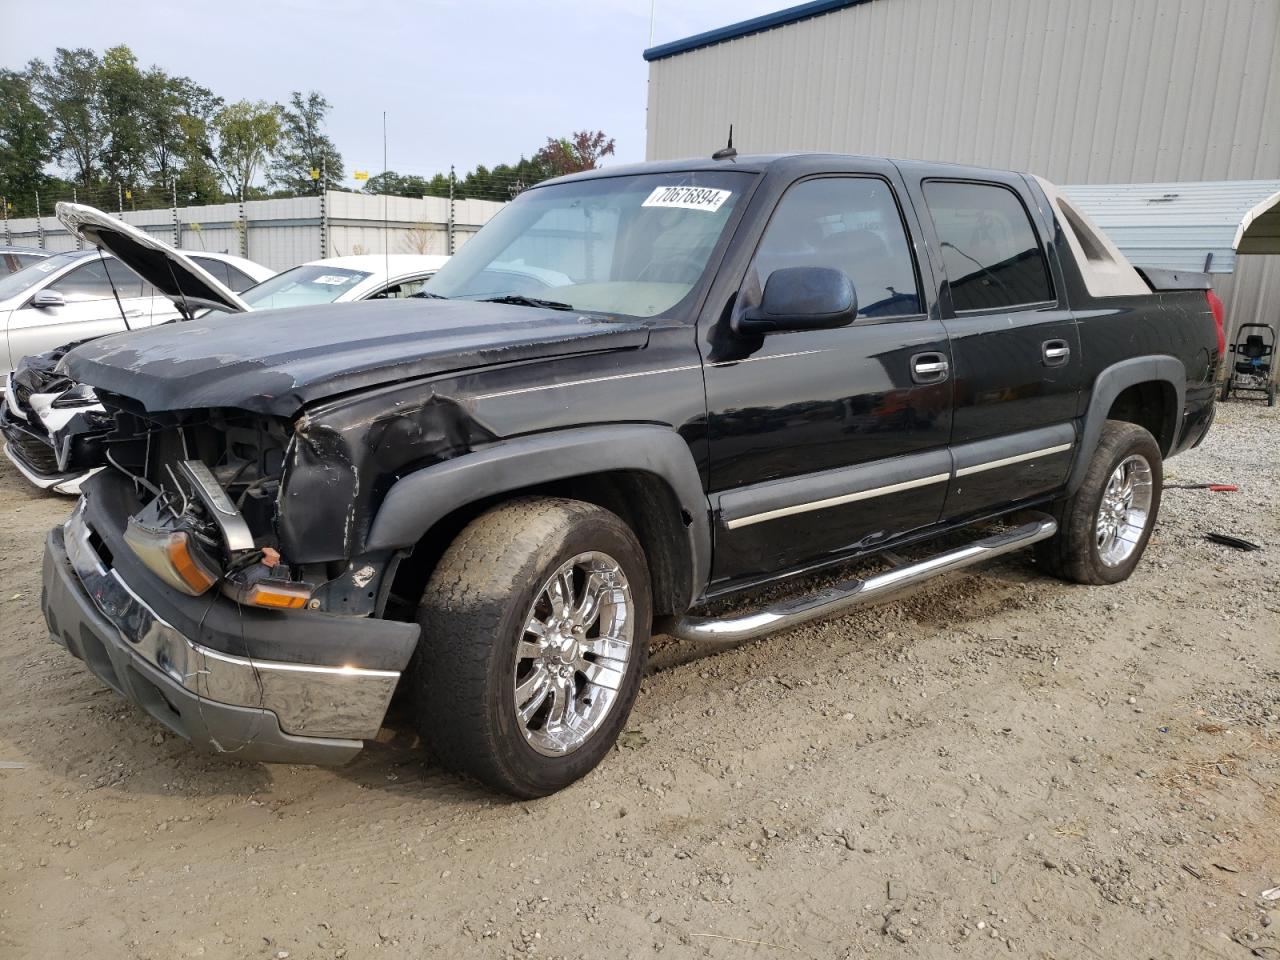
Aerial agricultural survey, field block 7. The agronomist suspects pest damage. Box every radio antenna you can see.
[382,110,390,289]
[712,124,737,161]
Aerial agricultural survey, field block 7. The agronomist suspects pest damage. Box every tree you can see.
[29,48,103,186]
[534,130,615,178]
[363,169,431,196]
[0,68,55,202]
[97,45,148,184]
[270,91,342,194]
[211,100,280,198]
[137,70,221,189]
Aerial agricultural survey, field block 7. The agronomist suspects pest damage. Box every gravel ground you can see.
[1,400,1277,960]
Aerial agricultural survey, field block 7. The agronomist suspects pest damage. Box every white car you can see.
[1,203,448,494]
[0,245,273,378]
[236,254,451,310]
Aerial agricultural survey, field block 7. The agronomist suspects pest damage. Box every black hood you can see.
[60,298,649,416]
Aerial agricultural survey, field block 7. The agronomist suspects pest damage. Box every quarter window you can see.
[750,178,921,318]
[923,180,1053,311]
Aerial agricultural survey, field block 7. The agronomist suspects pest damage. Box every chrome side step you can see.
[660,514,1058,646]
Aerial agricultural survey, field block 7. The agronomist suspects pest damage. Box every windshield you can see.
[240,264,371,309]
[0,252,84,301]
[424,171,753,318]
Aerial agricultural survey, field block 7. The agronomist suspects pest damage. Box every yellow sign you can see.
[353,170,369,181]
[124,189,132,200]
[309,168,321,180]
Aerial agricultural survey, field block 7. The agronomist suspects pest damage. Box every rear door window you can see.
[922,180,1053,311]
[192,256,232,288]
[749,177,921,318]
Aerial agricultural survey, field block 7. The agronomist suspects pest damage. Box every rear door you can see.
[902,170,1082,519]
[702,164,952,589]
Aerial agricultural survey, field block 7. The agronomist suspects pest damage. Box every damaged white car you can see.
[1,202,447,493]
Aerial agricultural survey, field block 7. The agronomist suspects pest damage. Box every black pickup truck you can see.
[40,154,1222,797]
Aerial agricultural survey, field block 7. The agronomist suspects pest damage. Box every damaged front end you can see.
[40,391,422,763]
[2,346,112,494]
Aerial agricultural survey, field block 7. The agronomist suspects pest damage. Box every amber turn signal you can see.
[243,580,312,610]
[124,520,219,597]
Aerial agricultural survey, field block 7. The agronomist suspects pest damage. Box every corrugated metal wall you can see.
[2,193,504,273]
[646,0,1280,335]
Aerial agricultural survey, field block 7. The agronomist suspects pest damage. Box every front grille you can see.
[8,429,60,474]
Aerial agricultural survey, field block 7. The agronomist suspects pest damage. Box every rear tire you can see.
[411,497,651,798]
[1035,421,1163,585]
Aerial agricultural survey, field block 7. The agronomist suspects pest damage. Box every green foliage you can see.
[211,100,281,199]
[2,45,615,215]
[28,47,103,186]
[270,91,343,194]
[0,68,54,201]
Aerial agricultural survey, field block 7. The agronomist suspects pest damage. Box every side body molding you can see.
[365,424,711,603]
[1067,355,1185,494]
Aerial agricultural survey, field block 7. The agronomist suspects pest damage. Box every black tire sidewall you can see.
[1073,423,1163,584]
[485,514,650,796]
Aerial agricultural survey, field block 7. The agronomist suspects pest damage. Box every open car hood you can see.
[55,202,251,315]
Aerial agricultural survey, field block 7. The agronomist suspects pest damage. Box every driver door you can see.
[8,258,151,363]
[702,168,953,591]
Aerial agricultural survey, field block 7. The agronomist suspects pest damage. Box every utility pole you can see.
[1,196,9,246]
[172,177,180,248]
[448,164,456,256]
[117,182,124,217]
[35,190,44,249]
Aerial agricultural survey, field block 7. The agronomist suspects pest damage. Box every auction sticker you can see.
[642,185,732,213]
[312,274,357,285]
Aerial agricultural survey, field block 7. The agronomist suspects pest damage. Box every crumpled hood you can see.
[60,298,649,417]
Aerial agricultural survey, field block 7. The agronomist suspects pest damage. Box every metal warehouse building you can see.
[643,0,1280,335]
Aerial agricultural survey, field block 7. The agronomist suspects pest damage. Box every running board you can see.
[660,514,1058,646]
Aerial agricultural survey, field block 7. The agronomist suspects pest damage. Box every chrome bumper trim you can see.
[63,502,398,740]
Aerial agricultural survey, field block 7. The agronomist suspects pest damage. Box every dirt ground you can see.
[1,401,1277,960]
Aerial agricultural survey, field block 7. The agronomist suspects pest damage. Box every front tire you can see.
[411,497,651,798]
[1036,421,1163,585]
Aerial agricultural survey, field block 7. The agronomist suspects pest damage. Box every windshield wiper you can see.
[480,294,575,311]
[412,291,449,299]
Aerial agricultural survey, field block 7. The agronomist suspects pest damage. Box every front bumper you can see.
[42,493,417,764]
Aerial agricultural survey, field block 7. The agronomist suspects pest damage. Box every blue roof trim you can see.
[643,0,869,62]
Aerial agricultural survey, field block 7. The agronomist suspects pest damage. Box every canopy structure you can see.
[1062,180,1280,274]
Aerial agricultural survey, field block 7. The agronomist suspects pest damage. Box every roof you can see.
[0,245,50,256]
[643,0,869,62]
[1062,180,1280,273]
[304,254,450,274]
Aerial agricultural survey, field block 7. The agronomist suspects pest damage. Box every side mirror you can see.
[736,267,857,336]
[31,289,65,309]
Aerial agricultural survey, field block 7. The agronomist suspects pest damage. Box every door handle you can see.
[910,352,949,384]
[1042,339,1070,366]
[123,308,144,318]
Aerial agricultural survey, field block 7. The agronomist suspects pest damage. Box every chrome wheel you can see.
[1095,454,1154,567]
[513,551,634,757]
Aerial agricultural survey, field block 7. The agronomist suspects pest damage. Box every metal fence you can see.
[0,189,506,273]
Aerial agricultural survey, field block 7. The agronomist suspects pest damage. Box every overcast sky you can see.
[0,0,783,188]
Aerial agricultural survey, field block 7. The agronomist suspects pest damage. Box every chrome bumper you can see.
[61,501,399,742]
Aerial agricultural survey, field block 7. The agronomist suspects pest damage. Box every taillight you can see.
[1206,289,1226,358]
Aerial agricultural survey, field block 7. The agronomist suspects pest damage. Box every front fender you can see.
[365,424,711,604]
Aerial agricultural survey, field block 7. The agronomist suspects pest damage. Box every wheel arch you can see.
[367,425,710,616]
[1067,356,1185,494]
